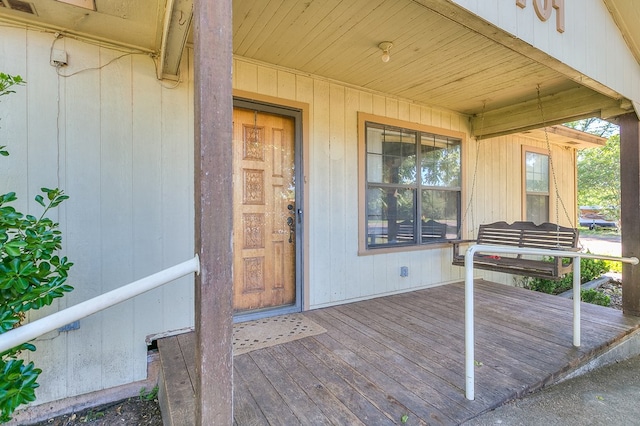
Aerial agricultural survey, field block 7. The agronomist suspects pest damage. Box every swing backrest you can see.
[476,221,578,251]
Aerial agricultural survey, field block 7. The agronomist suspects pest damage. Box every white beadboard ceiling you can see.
[0,0,636,137]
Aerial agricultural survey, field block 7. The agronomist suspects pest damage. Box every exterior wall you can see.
[462,133,578,285]
[0,28,195,404]
[452,0,640,106]
[233,56,578,305]
[0,28,578,405]
[233,57,471,308]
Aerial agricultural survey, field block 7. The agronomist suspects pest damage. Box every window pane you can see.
[364,120,462,249]
[525,152,549,193]
[367,186,416,246]
[367,153,383,182]
[421,189,460,241]
[421,134,461,187]
[526,194,549,224]
[367,124,417,184]
[367,125,383,154]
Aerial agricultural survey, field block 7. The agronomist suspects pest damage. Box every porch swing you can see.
[451,88,579,280]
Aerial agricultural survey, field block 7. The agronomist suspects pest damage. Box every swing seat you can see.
[451,221,579,280]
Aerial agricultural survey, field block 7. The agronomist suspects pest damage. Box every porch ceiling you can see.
[0,0,633,137]
[233,0,632,137]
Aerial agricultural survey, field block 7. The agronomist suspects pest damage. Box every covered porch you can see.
[158,280,640,425]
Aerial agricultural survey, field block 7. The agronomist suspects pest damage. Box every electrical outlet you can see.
[58,320,80,332]
[400,266,409,277]
[50,49,68,67]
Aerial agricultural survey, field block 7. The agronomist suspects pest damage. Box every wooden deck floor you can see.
[158,280,640,425]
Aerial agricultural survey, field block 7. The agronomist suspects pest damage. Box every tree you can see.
[565,117,619,138]
[577,133,620,221]
[563,119,621,222]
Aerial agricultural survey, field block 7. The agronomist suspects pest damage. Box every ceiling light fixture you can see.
[379,42,393,63]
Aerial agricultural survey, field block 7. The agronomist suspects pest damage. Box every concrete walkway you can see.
[579,234,621,256]
[463,354,640,425]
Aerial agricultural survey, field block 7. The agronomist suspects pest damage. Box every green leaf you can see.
[4,245,20,257]
[1,193,17,203]
[21,343,36,352]
[34,195,44,207]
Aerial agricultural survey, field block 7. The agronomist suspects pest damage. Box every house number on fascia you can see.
[517,0,565,33]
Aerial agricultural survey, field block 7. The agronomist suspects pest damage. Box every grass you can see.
[577,226,620,237]
[139,385,159,402]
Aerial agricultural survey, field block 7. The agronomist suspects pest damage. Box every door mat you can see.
[233,313,326,356]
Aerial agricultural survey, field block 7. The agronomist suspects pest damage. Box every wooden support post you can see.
[619,112,640,316]
[193,0,234,424]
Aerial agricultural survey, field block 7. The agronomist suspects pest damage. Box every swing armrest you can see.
[450,239,477,259]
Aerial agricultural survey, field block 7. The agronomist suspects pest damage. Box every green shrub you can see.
[581,289,611,307]
[580,255,608,282]
[603,260,622,273]
[0,73,73,422]
[524,255,607,295]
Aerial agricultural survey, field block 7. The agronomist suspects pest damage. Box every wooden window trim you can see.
[521,146,551,222]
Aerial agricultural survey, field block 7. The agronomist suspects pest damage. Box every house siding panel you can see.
[0,30,194,404]
[99,47,135,390]
[131,52,164,380]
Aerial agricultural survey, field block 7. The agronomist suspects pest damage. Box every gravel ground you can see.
[598,278,623,310]
[27,397,162,426]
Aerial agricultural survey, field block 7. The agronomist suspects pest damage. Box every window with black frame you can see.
[365,121,461,249]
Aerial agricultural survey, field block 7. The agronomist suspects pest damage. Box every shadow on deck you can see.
[157,279,640,425]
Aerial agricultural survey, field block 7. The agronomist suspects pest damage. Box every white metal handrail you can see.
[0,255,200,354]
[463,245,638,401]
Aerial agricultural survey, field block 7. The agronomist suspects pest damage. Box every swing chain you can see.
[536,86,575,245]
[460,102,486,239]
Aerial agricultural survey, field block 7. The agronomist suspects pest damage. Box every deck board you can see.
[283,339,394,425]
[248,349,328,424]
[233,366,270,426]
[234,354,301,424]
[268,344,367,425]
[158,279,640,425]
[309,314,476,424]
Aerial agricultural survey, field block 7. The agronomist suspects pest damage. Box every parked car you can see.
[579,214,619,230]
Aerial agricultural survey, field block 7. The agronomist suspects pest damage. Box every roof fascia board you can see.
[471,86,624,139]
[158,0,193,79]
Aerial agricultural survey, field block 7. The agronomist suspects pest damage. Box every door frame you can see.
[232,96,305,322]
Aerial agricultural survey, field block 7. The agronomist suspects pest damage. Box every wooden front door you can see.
[232,107,297,312]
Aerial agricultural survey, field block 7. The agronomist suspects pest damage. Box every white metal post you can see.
[464,245,476,400]
[463,244,637,401]
[573,258,581,347]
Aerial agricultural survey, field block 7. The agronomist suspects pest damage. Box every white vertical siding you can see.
[0,29,194,404]
[99,47,135,390]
